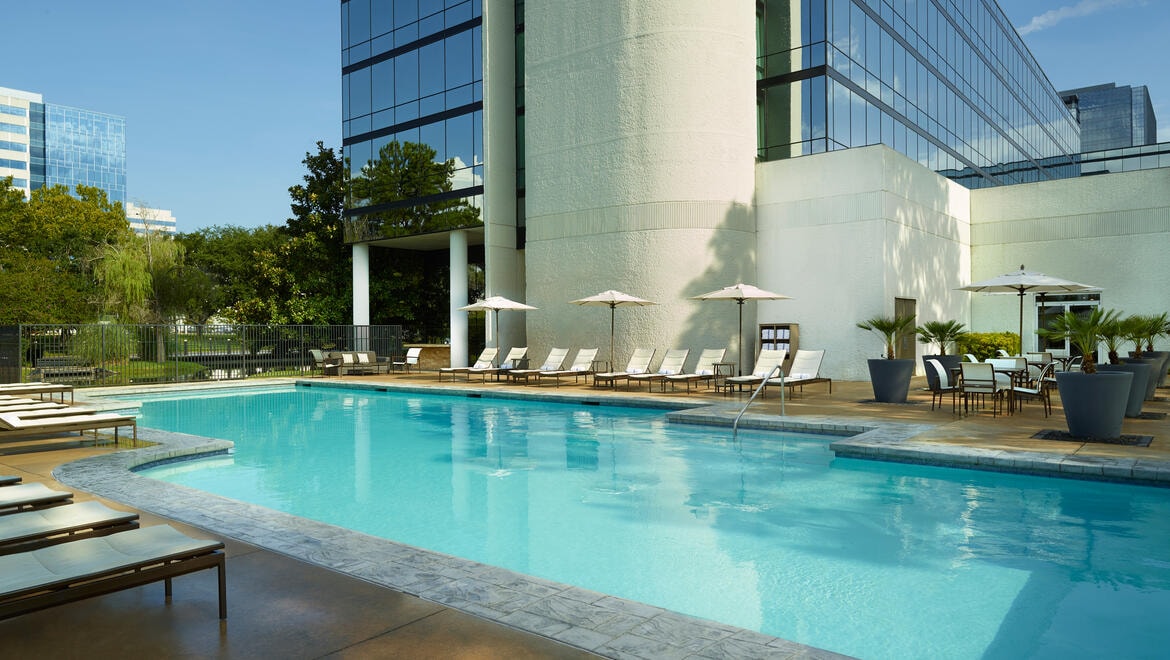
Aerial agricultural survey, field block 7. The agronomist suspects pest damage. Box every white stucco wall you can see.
[522,1,758,368]
[755,146,972,380]
[970,167,1170,353]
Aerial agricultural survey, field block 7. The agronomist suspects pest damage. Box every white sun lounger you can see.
[593,348,655,389]
[0,524,227,620]
[0,501,140,555]
[0,483,73,515]
[0,383,74,404]
[629,348,690,391]
[508,348,568,384]
[0,411,137,444]
[537,348,599,387]
[665,348,727,393]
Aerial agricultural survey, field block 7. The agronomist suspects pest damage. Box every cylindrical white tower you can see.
[522,1,758,365]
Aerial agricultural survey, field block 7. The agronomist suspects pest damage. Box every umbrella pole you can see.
[737,299,745,376]
[494,311,500,365]
[610,304,616,368]
[1018,290,1024,355]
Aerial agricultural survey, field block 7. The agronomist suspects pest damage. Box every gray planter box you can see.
[866,358,915,403]
[1098,362,1150,418]
[1054,371,1132,440]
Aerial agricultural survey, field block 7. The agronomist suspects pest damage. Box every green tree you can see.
[0,179,128,322]
[230,143,352,324]
[177,224,284,322]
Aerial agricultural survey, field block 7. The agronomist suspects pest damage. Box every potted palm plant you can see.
[1120,315,1160,402]
[1038,309,1132,439]
[916,320,967,391]
[1096,312,1150,418]
[1138,312,1169,389]
[857,315,916,403]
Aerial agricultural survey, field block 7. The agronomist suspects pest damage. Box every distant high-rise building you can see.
[0,86,126,206]
[0,87,39,199]
[1061,83,1158,152]
[125,202,177,236]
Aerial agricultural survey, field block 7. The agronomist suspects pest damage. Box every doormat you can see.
[1138,411,1167,420]
[1031,430,1152,446]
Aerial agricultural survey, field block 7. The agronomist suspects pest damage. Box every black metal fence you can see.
[0,324,404,387]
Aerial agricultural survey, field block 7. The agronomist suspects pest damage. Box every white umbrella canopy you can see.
[570,290,657,366]
[693,283,792,376]
[458,296,538,356]
[958,265,1098,353]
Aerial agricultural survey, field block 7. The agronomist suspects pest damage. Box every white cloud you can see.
[1017,0,1143,36]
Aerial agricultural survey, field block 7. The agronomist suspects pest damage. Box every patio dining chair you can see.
[926,359,958,413]
[959,362,1006,417]
[1011,362,1055,417]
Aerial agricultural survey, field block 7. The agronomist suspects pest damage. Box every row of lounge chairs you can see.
[0,390,137,444]
[430,346,831,395]
[0,477,226,620]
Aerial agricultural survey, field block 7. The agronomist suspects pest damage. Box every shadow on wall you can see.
[676,202,757,372]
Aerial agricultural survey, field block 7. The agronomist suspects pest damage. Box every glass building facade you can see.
[341,0,484,243]
[40,103,126,205]
[1060,83,1157,152]
[757,0,1081,188]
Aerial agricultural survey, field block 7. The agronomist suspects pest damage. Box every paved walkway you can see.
[1,373,1166,658]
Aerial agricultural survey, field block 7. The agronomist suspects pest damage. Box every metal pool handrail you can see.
[733,364,784,437]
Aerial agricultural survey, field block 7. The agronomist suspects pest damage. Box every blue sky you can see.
[3,1,1167,232]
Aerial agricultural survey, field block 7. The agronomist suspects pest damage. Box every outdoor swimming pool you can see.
[132,385,1170,659]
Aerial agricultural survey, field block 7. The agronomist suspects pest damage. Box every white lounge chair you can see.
[538,348,599,387]
[0,483,73,515]
[0,501,140,555]
[392,347,423,373]
[724,349,787,393]
[468,347,528,382]
[508,348,568,384]
[0,383,73,404]
[629,349,689,392]
[0,411,137,444]
[665,348,728,393]
[593,348,655,389]
[438,347,499,381]
[765,349,831,396]
[0,524,227,620]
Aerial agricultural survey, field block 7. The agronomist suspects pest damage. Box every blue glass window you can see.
[0,122,26,135]
[0,104,27,117]
[0,140,27,152]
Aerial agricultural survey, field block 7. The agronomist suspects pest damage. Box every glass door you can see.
[1036,294,1100,356]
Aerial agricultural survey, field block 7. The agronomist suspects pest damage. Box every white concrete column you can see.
[450,230,469,367]
[352,243,370,326]
[483,0,523,352]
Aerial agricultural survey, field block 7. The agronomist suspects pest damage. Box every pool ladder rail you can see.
[732,364,785,438]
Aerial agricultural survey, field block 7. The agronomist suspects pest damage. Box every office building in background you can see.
[0,85,126,206]
[1061,82,1158,152]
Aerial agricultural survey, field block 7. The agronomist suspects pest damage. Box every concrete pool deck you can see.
[2,373,1167,658]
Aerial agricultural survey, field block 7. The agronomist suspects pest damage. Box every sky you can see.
[3,1,1168,233]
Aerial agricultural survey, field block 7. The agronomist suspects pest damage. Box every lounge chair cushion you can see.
[357,353,370,364]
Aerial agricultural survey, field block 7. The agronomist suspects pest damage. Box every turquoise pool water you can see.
[133,386,1170,659]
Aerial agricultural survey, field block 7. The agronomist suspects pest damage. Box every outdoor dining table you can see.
[950,364,1029,414]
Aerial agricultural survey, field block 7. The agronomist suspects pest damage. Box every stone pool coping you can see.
[57,380,1169,659]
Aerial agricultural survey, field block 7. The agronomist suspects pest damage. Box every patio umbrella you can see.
[570,290,657,367]
[958,265,1097,354]
[458,296,537,362]
[692,283,792,376]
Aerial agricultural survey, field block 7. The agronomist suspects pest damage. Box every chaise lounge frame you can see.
[0,524,227,621]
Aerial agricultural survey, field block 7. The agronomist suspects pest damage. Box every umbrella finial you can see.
[1020,264,1025,270]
